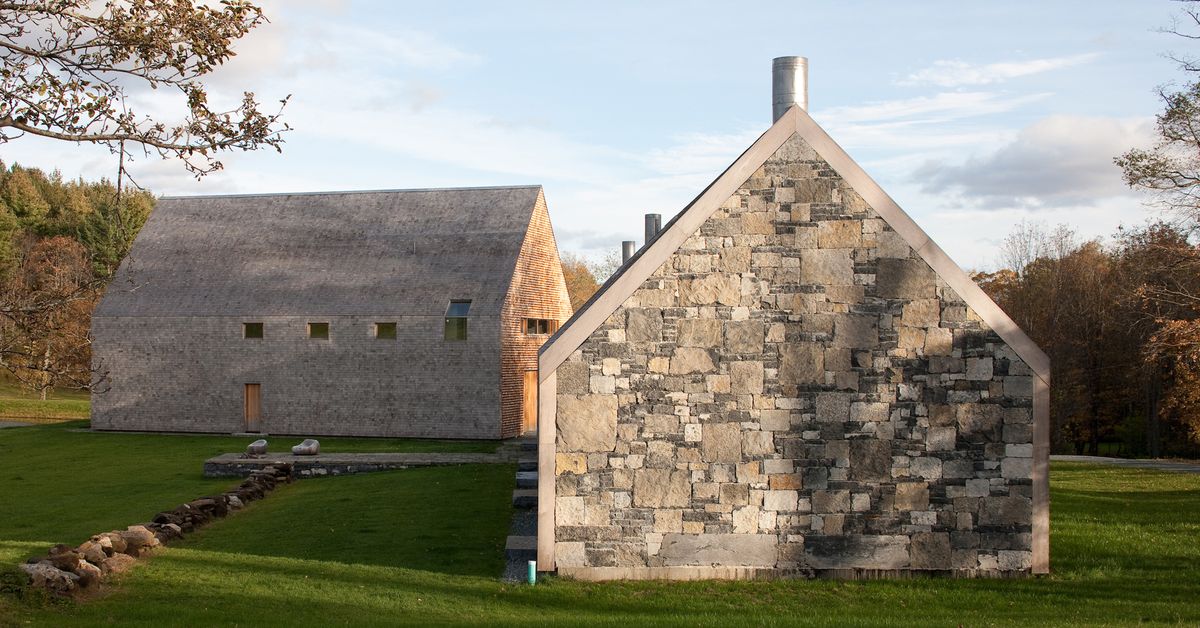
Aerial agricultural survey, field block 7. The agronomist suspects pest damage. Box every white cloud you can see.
[913,115,1156,208]
[899,53,1100,87]
[818,91,1051,126]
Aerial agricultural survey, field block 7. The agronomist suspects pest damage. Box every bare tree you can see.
[0,1,289,179]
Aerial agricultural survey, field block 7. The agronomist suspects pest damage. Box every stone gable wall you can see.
[553,133,1036,576]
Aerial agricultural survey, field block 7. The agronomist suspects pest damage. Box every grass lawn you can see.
[1,420,1198,626]
[0,380,89,421]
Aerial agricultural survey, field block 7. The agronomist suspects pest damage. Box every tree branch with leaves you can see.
[0,0,289,178]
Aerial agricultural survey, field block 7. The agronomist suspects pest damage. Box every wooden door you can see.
[522,370,538,434]
[244,383,262,432]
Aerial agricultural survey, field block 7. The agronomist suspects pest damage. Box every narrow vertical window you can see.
[307,322,329,339]
[243,322,263,339]
[375,322,397,339]
[445,300,470,341]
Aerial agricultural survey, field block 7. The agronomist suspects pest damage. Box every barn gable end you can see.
[537,106,1049,579]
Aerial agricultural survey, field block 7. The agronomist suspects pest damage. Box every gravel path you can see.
[1052,455,1200,474]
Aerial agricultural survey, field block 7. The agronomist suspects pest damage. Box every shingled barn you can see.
[535,58,1050,579]
[92,185,572,439]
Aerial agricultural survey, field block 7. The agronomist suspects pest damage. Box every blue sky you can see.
[4,0,1185,268]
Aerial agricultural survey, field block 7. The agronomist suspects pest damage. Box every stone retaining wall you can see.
[19,465,293,597]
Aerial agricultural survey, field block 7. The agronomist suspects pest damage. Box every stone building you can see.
[92,185,572,439]
[535,60,1049,579]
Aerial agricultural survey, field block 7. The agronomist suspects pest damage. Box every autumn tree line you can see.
[0,163,152,396]
[976,221,1200,457]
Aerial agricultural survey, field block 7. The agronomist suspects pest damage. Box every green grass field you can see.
[0,380,89,421]
[1,421,1198,626]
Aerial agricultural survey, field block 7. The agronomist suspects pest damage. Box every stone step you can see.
[512,489,537,509]
[518,440,538,452]
[505,535,537,562]
[515,471,537,489]
[517,457,537,472]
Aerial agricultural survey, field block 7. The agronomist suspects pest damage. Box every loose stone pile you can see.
[19,464,293,596]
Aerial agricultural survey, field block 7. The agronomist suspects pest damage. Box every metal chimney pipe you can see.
[644,213,662,246]
[622,240,636,263]
[772,56,808,121]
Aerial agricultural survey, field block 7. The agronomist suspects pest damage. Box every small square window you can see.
[524,318,557,335]
[375,322,397,339]
[243,322,263,339]
[307,322,329,339]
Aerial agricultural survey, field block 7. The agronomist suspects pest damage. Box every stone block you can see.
[683,423,702,442]
[997,550,1032,571]
[720,483,750,506]
[803,466,829,490]
[1004,376,1033,397]
[966,357,994,381]
[730,361,764,394]
[590,375,615,394]
[832,314,878,349]
[763,490,799,512]
[780,343,824,385]
[759,409,791,431]
[812,490,850,513]
[741,431,774,456]
[702,423,742,463]
[850,402,889,423]
[1006,443,1033,458]
[557,394,618,452]
[897,328,925,351]
[644,414,680,435]
[659,533,778,567]
[816,393,852,422]
[927,426,957,452]
[894,482,930,511]
[851,493,871,512]
[901,299,941,328]
[924,328,953,356]
[725,321,764,353]
[554,542,588,566]
[677,319,721,347]
[633,469,691,508]
[556,453,588,475]
[769,474,803,489]
[557,361,590,394]
[817,220,861,248]
[800,249,853,285]
[626,308,663,342]
[978,496,1031,526]
[910,532,952,569]
[670,347,715,374]
[875,258,935,299]
[849,440,891,482]
[737,461,765,484]
[966,478,991,498]
[957,404,1002,443]
[718,247,751,273]
[732,506,760,534]
[680,275,741,306]
[654,510,683,533]
[1001,457,1033,480]
[910,457,943,480]
[806,535,910,570]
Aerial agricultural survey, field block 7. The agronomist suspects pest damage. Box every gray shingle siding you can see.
[92,186,542,439]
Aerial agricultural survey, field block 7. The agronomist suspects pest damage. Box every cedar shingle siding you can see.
[92,186,571,439]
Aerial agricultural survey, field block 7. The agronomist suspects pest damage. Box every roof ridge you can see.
[159,184,542,200]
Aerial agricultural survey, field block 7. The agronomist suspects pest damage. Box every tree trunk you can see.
[39,343,50,401]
